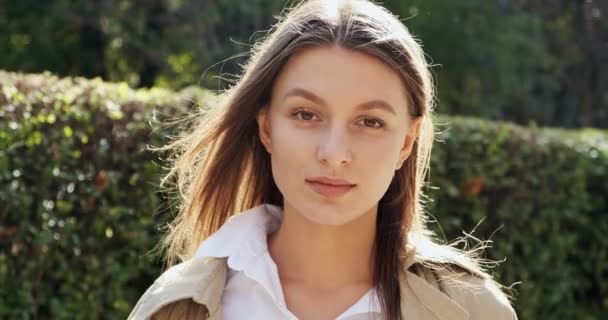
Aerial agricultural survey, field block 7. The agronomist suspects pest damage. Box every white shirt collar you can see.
[195,203,283,270]
[194,203,382,318]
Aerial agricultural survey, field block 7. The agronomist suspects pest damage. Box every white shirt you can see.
[194,204,382,320]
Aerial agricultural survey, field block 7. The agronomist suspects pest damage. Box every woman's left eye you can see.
[360,118,384,129]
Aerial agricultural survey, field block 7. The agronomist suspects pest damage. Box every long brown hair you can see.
[155,0,508,319]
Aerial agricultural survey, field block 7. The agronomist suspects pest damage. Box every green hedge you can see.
[428,116,607,319]
[0,71,209,319]
[0,71,606,319]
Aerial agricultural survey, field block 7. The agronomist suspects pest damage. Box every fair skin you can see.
[256,45,422,320]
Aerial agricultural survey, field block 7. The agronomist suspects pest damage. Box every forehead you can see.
[271,45,409,113]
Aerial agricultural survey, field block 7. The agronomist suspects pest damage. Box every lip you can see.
[305,177,356,198]
[305,176,355,186]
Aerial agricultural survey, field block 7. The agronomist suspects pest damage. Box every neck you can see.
[267,202,377,292]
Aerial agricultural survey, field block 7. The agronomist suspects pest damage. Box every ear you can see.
[256,106,272,154]
[396,116,422,169]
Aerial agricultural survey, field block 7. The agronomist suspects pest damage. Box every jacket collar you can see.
[127,256,227,320]
[191,258,227,319]
[400,253,469,320]
[189,252,469,320]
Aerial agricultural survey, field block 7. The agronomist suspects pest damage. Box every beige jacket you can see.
[128,252,517,320]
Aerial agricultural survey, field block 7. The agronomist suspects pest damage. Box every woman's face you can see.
[257,45,421,226]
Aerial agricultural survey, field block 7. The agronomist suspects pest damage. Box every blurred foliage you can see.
[1,0,606,128]
[1,70,607,319]
[0,70,211,319]
[385,0,607,129]
[427,115,608,319]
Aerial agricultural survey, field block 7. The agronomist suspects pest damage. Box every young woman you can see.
[129,0,518,319]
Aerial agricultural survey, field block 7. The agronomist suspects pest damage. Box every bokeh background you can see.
[1,0,606,319]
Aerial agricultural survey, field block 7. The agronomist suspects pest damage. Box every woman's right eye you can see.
[292,109,318,121]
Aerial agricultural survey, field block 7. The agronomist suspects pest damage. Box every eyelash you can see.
[291,109,385,129]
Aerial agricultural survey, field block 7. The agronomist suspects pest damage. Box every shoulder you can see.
[157,256,225,285]
[444,272,517,320]
[128,257,227,320]
[404,233,518,319]
[411,262,518,320]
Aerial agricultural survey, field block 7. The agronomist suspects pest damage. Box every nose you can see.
[317,125,353,168]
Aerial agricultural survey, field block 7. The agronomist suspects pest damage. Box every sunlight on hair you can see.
[322,0,341,20]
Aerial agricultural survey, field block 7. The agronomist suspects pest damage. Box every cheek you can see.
[269,120,314,161]
[357,138,401,187]
[356,135,401,169]
[267,120,314,187]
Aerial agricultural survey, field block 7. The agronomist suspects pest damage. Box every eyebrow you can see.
[282,87,398,116]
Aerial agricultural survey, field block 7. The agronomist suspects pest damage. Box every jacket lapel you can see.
[127,257,227,320]
[191,257,227,320]
[399,254,470,320]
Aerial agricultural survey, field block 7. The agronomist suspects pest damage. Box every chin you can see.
[297,201,362,226]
